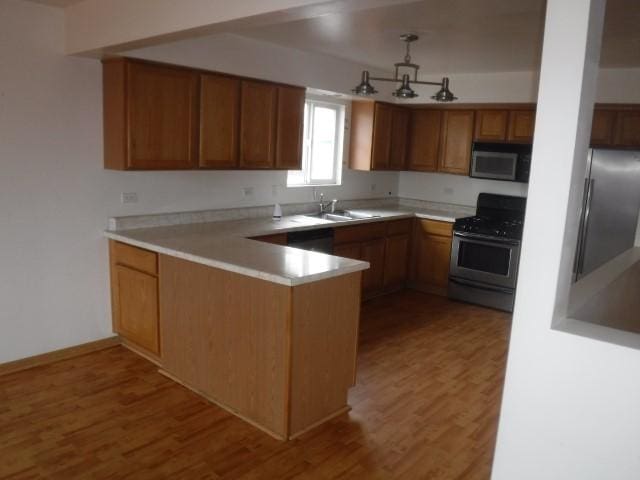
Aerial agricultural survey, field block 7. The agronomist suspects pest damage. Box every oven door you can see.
[471,151,518,181]
[449,232,521,289]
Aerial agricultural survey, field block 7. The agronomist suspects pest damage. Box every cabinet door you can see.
[360,238,386,295]
[239,81,277,168]
[507,110,536,143]
[334,242,361,260]
[275,86,305,169]
[199,73,240,168]
[127,62,199,170]
[474,110,508,141]
[371,103,393,170]
[408,109,441,172]
[439,110,475,175]
[388,107,410,170]
[590,110,616,146]
[411,220,453,294]
[115,265,159,354]
[384,234,409,289]
[614,110,640,147]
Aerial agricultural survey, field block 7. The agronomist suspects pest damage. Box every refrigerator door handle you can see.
[575,178,595,279]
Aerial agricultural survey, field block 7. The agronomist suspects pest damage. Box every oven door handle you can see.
[453,231,521,246]
[449,277,515,295]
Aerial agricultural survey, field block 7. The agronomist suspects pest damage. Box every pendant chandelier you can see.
[352,34,457,102]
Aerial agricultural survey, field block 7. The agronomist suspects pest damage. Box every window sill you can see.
[286,183,341,188]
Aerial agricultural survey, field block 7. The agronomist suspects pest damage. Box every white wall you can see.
[492,1,640,479]
[399,172,527,207]
[0,0,397,363]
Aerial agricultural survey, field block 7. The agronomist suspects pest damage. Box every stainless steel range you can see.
[448,193,526,312]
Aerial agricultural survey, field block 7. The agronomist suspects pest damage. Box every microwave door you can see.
[471,151,518,181]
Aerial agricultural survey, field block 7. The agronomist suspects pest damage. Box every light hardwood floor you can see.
[0,291,511,479]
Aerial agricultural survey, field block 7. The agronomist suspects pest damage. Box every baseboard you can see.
[0,336,121,376]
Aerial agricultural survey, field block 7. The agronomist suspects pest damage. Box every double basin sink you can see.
[304,210,380,222]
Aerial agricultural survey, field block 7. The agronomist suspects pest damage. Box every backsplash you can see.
[107,197,475,231]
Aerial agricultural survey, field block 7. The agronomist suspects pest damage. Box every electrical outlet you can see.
[121,192,138,204]
[444,187,454,195]
[370,184,377,192]
[242,187,254,198]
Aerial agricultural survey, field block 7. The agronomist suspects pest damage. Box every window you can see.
[287,98,345,186]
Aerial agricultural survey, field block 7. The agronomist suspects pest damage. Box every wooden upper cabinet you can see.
[389,107,410,170]
[613,110,640,147]
[371,103,393,170]
[590,110,616,146]
[408,109,442,172]
[103,58,199,170]
[239,81,278,169]
[439,110,475,175]
[275,86,305,170]
[507,110,536,143]
[474,110,509,141]
[199,73,240,169]
[349,101,407,171]
[349,101,375,171]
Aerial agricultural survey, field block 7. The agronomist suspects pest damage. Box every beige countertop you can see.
[105,206,471,286]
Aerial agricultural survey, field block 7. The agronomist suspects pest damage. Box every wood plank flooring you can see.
[0,291,511,479]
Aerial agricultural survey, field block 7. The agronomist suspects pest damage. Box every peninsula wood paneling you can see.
[159,254,290,438]
[289,272,361,436]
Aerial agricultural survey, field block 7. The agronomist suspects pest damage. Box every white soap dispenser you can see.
[272,203,283,221]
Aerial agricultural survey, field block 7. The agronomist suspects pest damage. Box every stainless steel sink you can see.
[304,210,381,222]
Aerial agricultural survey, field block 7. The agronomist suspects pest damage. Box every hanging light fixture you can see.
[352,33,457,102]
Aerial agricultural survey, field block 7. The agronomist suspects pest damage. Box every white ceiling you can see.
[237,0,640,74]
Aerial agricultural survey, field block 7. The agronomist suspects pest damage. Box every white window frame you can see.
[287,96,346,187]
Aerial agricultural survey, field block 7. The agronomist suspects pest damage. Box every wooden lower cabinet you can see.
[384,234,409,289]
[109,241,160,356]
[409,219,454,296]
[333,219,411,298]
[333,242,361,260]
[360,238,386,295]
[114,265,159,354]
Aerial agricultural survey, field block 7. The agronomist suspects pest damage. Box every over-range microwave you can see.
[470,142,532,183]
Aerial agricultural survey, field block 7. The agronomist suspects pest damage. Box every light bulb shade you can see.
[352,71,378,96]
[392,74,418,99]
[431,77,457,102]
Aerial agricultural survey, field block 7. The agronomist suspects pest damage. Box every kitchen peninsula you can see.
[105,202,471,439]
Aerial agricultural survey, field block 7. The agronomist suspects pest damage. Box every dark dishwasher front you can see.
[287,228,334,254]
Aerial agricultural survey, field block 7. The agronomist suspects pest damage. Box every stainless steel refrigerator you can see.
[574,149,640,280]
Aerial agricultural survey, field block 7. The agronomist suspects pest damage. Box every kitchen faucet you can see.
[318,193,338,214]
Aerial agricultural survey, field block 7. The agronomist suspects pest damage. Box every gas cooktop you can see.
[453,215,524,240]
[453,193,527,241]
